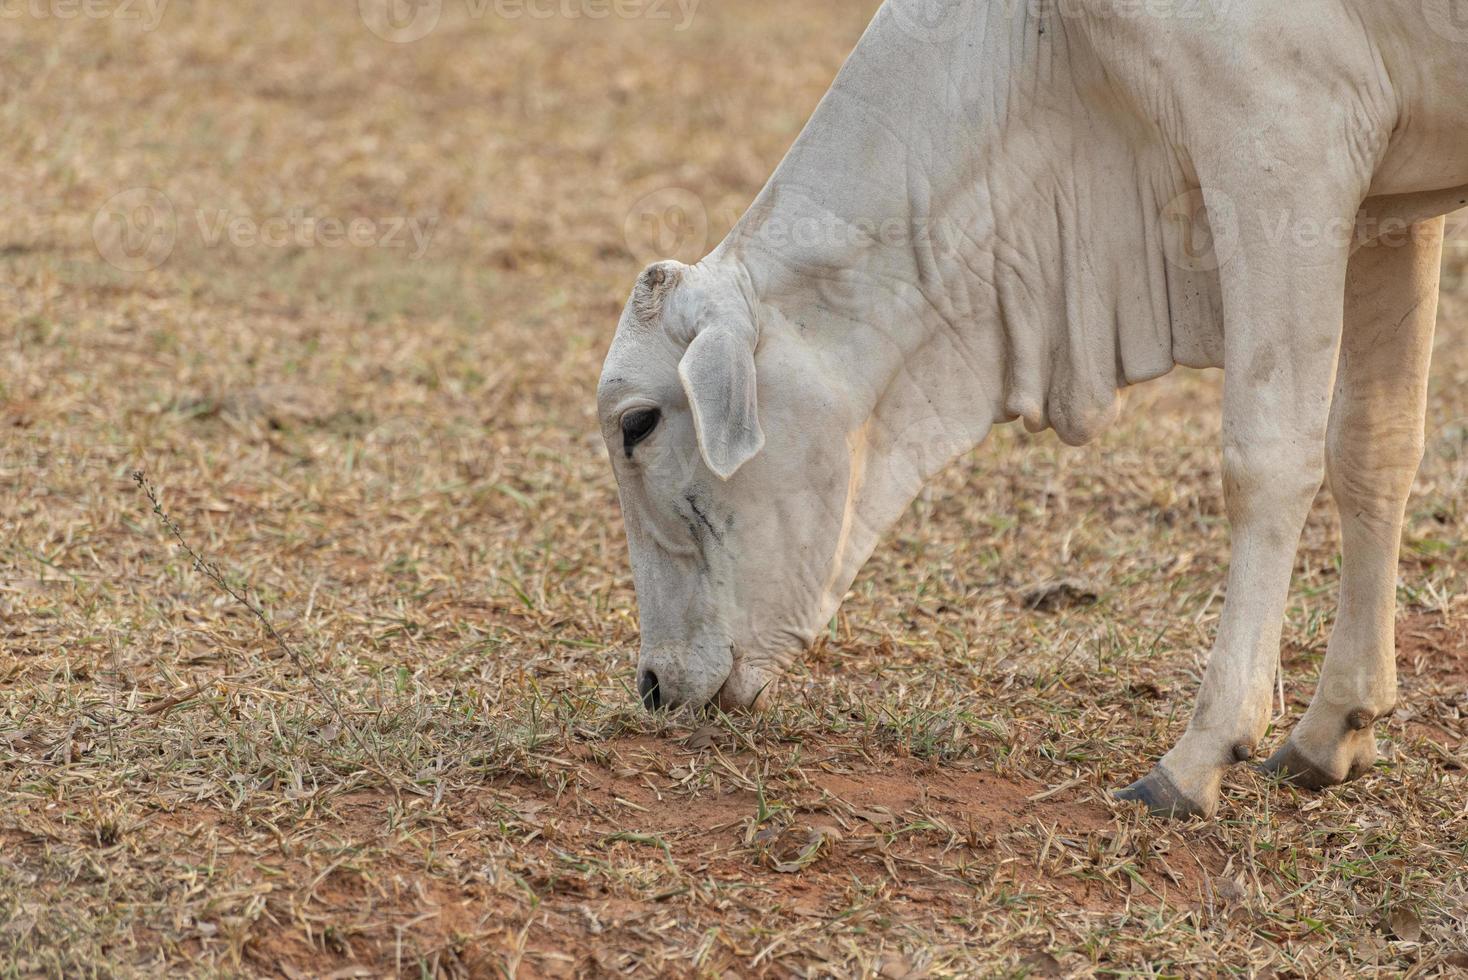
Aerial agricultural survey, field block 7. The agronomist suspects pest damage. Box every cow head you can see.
[597,259,862,713]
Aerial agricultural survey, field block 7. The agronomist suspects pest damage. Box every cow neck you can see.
[708,3,1228,618]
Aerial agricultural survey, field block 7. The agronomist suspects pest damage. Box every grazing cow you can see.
[597,0,1468,818]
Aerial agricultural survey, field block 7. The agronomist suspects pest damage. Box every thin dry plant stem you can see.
[132,470,394,782]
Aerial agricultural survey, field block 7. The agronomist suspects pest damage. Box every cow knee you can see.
[1222,442,1324,526]
[1325,424,1423,519]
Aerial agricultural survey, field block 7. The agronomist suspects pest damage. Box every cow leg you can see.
[1118,184,1358,819]
[1262,217,1443,788]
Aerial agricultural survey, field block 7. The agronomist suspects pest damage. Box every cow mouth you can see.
[711,663,778,713]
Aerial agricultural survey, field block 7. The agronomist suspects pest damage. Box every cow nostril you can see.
[638,669,663,711]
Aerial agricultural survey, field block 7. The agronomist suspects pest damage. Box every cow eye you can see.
[621,408,660,454]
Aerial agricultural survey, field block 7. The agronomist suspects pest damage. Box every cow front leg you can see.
[1262,217,1443,788]
[1118,186,1357,819]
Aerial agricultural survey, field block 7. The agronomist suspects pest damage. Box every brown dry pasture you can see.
[2,1,1468,976]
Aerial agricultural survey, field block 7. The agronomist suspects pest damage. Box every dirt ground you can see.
[2,1,1467,976]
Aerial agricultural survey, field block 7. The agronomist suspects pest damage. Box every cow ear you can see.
[678,324,765,480]
[631,260,685,323]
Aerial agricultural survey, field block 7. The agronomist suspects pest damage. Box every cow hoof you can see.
[1114,767,1210,820]
[1260,741,1346,790]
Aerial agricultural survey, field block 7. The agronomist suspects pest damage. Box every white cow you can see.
[598,0,1468,818]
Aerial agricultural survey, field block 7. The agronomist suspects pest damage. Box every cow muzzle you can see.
[635,642,733,712]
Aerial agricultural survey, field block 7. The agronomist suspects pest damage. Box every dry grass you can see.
[2,1,1467,976]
